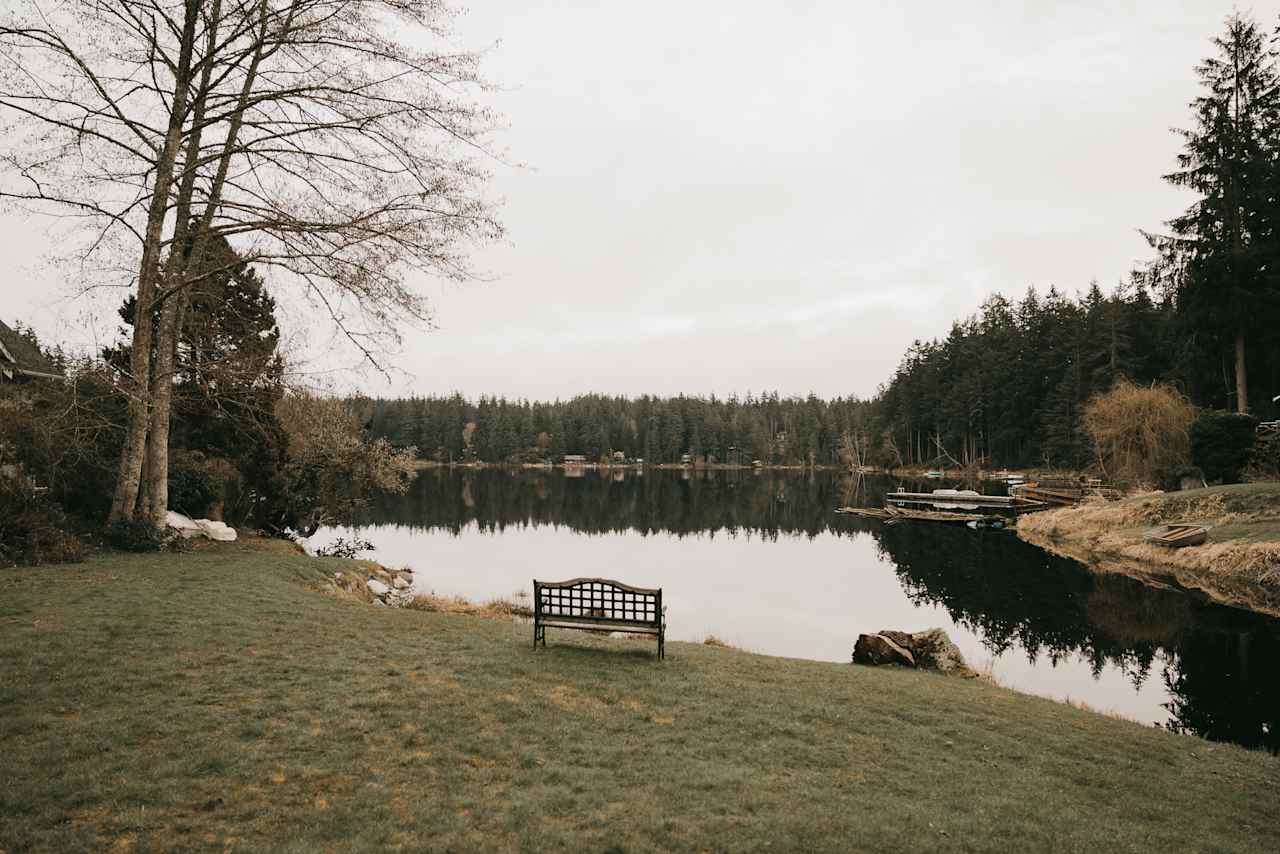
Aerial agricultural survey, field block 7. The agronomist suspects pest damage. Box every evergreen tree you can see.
[1159,12,1280,412]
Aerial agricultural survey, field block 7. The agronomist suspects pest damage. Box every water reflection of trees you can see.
[873,522,1163,683]
[872,520,1279,753]
[354,469,1280,753]
[356,467,881,541]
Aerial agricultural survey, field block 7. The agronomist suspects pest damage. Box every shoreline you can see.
[411,459,1084,481]
[1017,483,1280,619]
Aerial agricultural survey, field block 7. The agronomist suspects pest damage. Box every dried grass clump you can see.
[702,635,735,649]
[1018,491,1280,616]
[407,594,532,619]
[1082,379,1196,489]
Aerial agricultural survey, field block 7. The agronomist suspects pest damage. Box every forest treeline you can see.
[358,282,1182,470]
[357,391,872,467]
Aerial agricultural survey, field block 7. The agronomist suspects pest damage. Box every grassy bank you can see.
[3,543,1278,852]
[1018,482,1280,617]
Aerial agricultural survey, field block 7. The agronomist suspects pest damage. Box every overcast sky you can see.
[2,1,1273,400]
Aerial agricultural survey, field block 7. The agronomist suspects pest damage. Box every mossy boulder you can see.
[854,628,977,677]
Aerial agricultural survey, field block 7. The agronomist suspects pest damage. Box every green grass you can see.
[2,543,1278,853]
[1154,481,1280,543]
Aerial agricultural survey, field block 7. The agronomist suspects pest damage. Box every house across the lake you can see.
[562,454,588,465]
[0,320,61,382]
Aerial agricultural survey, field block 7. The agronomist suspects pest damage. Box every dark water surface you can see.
[312,468,1280,753]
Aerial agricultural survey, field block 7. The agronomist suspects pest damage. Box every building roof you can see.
[0,320,61,380]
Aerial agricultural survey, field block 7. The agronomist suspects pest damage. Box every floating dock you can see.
[836,506,1013,527]
[885,490,1045,510]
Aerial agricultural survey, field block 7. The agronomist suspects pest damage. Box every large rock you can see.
[852,633,916,667]
[194,519,237,542]
[853,628,976,677]
[165,511,237,542]
[366,578,391,597]
[392,575,411,590]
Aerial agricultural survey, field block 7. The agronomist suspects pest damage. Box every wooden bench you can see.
[533,578,665,659]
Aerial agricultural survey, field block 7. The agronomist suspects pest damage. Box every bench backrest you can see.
[534,578,662,626]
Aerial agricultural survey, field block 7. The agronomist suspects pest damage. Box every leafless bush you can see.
[1082,379,1196,488]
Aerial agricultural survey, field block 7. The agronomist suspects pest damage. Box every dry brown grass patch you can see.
[541,684,609,714]
[1019,485,1280,615]
[241,535,307,556]
[407,593,531,619]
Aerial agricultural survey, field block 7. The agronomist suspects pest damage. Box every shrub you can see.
[264,393,418,535]
[168,451,226,517]
[1245,430,1280,481]
[106,519,170,553]
[0,477,86,566]
[0,360,126,523]
[1190,411,1260,484]
[314,536,374,559]
[1082,379,1197,488]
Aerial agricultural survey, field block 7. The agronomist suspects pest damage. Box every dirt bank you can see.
[1017,483,1280,617]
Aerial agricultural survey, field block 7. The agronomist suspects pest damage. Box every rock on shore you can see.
[852,628,977,677]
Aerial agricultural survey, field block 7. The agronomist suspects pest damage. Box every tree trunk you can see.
[146,290,188,527]
[1236,331,1248,413]
[108,0,202,524]
[136,433,152,521]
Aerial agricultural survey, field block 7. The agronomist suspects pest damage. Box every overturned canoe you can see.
[1144,524,1209,548]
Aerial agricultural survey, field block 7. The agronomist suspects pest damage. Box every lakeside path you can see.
[3,542,1278,852]
[1018,483,1280,618]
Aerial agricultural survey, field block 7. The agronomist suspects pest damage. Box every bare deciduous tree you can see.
[1,0,503,527]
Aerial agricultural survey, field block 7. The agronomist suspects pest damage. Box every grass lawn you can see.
[2,542,1278,853]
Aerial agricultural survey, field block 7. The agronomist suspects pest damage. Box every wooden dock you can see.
[885,490,1045,510]
[836,506,1013,527]
[1012,483,1121,506]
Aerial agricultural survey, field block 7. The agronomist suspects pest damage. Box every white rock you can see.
[165,511,237,541]
[366,578,390,596]
[194,519,237,542]
[165,511,203,539]
[392,576,411,590]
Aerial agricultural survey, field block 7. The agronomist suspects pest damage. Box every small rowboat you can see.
[1144,524,1209,548]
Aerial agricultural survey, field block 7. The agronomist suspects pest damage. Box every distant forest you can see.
[357,282,1203,470]
[364,13,1280,472]
[358,392,870,468]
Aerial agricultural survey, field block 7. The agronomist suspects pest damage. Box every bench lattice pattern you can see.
[533,578,665,658]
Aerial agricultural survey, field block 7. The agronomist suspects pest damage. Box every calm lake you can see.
[311,467,1280,753]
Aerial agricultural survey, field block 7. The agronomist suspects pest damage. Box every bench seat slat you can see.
[538,617,660,634]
